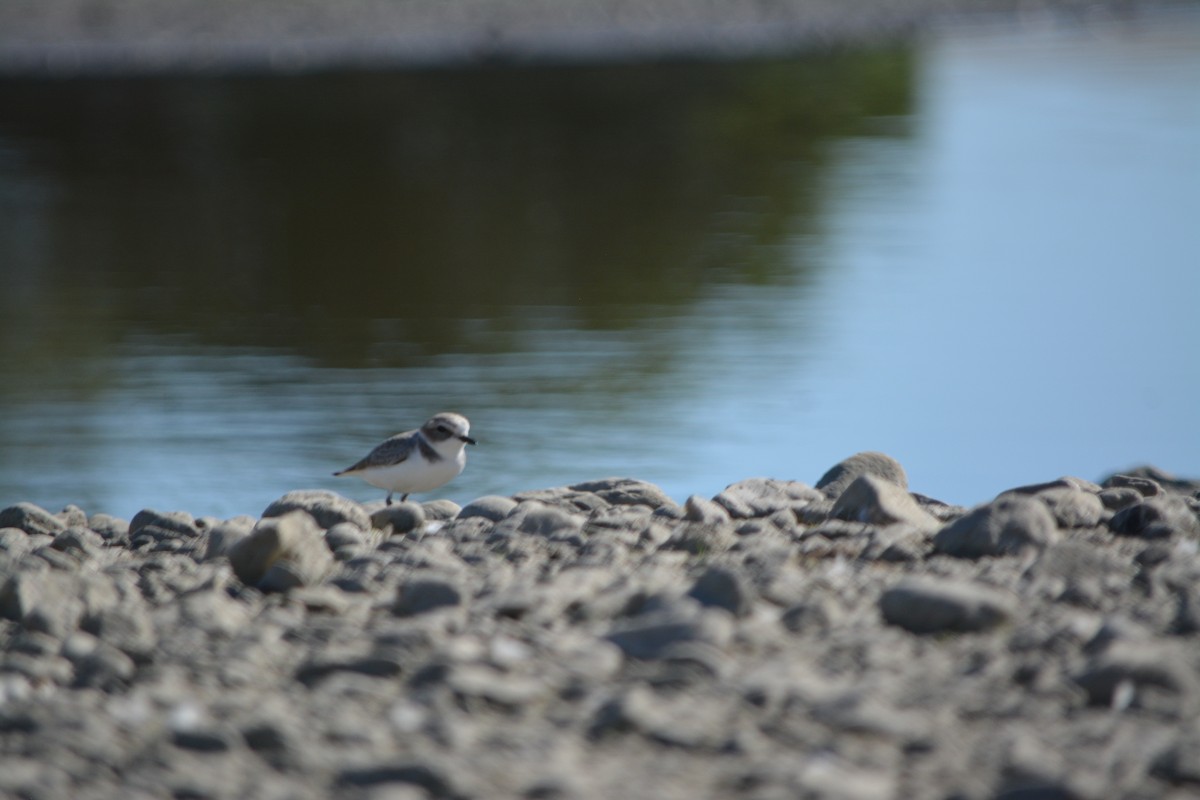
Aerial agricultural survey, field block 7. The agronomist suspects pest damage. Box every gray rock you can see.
[458,495,518,522]
[1000,476,1102,496]
[0,527,32,557]
[1037,487,1106,529]
[394,576,464,616]
[0,570,85,637]
[421,499,461,521]
[335,762,457,797]
[830,475,939,530]
[712,477,822,519]
[933,495,1058,558]
[83,603,157,662]
[57,504,89,528]
[62,633,137,690]
[129,508,200,539]
[997,484,1105,529]
[1110,496,1199,539]
[1098,487,1142,511]
[1102,473,1163,497]
[203,517,255,561]
[50,527,104,560]
[510,502,582,537]
[569,477,676,510]
[880,577,1016,634]
[84,514,128,546]
[227,511,332,589]
[262,489,370,531]
[815,452,908,499]
[1152,731,1200,785]
[325,522,367,551]
[0,502,66,536]
[683,495,731,524]
[589,685,735,748]
[1073,640,1198,709]
[781,596,843,633]
[661,522,738,555]
[605,604,733,659]
[511,486,609,514]
[687,565,755,616]
[371,502,426,535]
[172,726,235,752]
[34,544,82,570]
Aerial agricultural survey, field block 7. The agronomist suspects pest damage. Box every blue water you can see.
[0,10,1197,521]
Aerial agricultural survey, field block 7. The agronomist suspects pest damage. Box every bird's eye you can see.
[437,425,449,433]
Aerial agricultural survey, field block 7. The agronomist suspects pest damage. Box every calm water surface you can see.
[1,11,1197,520]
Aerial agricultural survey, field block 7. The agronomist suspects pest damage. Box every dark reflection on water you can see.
[7,13,1194,521]
[0,51,912,517]
[1,55,907,363]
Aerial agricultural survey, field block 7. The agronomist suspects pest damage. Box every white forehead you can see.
[429,412,469,431]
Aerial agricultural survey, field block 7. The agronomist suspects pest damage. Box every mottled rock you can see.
[394,576,464,616]
[661,522,737,555]
[1110,496,1199,540]
[830,475,939,530]
[605,603,733,659]
[510,503,582,537]
[511,486,609,514]
[86,514,130,543]
[458,495,518,522]
[371,502,426,535]
[1073,640,1198,709]
[1103,473,1163,497]
[933,495,1058,558]
[569,477,676,510]
[83,603,157,663]
[590,684,736,748]
[682,495,731,525]
[324,522,367,552]
[335,762,457,796]
[0,570,84,637]
[129,508,200,540]
[0,528,31,557]
[227,511,332,589]
[50,527,104,560]
[63,633,137,690]
[57,504,89,528]
[687,565,755,616]
[781,596,843,633]
[262,489,370,531]
[203,517,255,561]
[815,452,908,499]
[880,577,1016,634]
[0,503,66,536]
[1152,731,1200,785]
[421,499,461,521]
[1098,487,1142,511]
[713,478,822,519]
[997,484,1105,529]
[1001,476,1102,496]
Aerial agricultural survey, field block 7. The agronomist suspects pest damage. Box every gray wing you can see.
[334,431,417,474]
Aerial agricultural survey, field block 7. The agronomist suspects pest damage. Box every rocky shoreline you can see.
[2,454,1200,799]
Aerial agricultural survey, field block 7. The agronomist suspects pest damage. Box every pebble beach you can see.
[3,454,1200,799]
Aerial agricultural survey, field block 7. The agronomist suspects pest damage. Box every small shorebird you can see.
[334,412,476,505]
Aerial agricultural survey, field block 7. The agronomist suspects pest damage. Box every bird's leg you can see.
[386,492,393,506]
[400,493,410,503]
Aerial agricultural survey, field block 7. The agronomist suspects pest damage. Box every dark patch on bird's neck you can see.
[417,433,442,462]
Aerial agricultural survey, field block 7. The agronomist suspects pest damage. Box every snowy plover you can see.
[334,412,476,505]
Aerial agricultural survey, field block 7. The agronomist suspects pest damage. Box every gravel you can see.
[2,456,1199,798]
